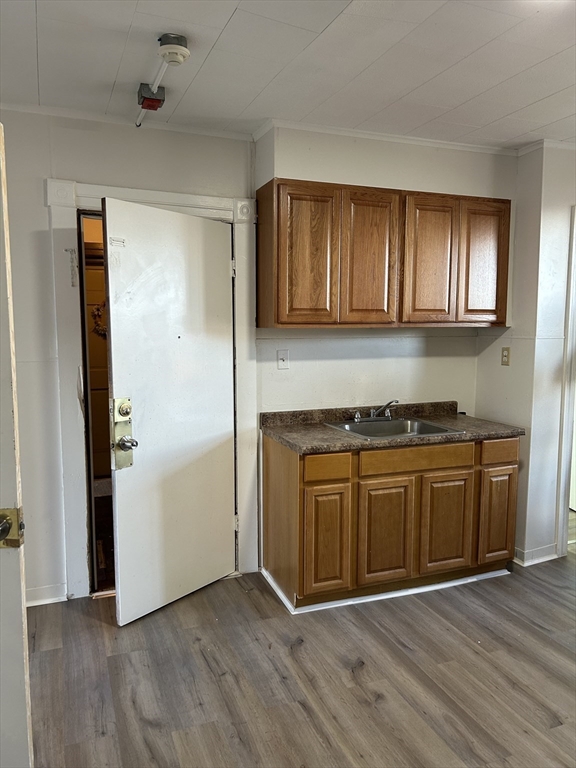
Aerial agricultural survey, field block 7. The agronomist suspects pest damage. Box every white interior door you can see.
[103,198,236,625]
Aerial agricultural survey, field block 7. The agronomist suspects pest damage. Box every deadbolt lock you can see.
[118,402,132,417]
[0,508,24,548]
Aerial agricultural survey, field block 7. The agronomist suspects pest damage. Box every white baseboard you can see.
[26,583,67,607]
[514,543,558,566]
[261,567,509,615]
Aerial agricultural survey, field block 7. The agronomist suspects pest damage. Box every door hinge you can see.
[231,258,236,278]
[234,516,239,532]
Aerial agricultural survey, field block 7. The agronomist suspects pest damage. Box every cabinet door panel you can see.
[358,476,415,586]
[340,188,399,323]
[278,182,340,324]
[304,483,351,595]
[458,200,510,323]
[420,469,474,573]
[478,465,517,563]
[403,194,459,323]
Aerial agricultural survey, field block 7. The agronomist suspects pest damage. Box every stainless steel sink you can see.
[325,417,465,441]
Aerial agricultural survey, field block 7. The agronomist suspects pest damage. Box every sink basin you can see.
[325,417,465,441]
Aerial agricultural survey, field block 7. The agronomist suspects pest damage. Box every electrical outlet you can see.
[501,347,510,366]
[277,349,289,370]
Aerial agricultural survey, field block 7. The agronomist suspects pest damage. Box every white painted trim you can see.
[261,567,509,615]
[26,583,67,607]
[252,121,276,143]
[0,102,253,142]
[254,119,518,156]
[233,215,259,573]
[556,205,576,557]
[258,429,264,568]
[518,139,576,156]
[517,139,547,157]
[76,182,235,218]
[46,178,76,208]
[46,179,259,601]
[514,543,558,565]
[49,203,90,600]
[260,569,298,614]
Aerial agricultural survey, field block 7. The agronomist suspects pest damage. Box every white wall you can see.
[0,108,251,602]
[258,329,478,414]
[269,126,518,197]
[477,144,576,563]
[476,147,543,553]
[255,126,518,417]
[529,147,575,556]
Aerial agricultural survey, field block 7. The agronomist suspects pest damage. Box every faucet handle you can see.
[384,399,400,417]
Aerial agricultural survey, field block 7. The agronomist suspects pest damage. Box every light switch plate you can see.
[277,349,289,370]
[501,347,510,366]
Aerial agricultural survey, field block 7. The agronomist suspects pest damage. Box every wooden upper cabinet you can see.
[403,193,460,323]
[277,181,340,324]
[458,199,510,323]
[340,188,400,324]
[256,178,511,328]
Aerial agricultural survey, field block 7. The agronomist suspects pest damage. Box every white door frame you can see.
[46,179,257,599]
[556,205,576,556]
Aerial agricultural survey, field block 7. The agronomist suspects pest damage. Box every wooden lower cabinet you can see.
[304,483,352,596]
[478,465,517,563]
[420,469,474,574]
[262,436,519,608]
[357,476,415,585]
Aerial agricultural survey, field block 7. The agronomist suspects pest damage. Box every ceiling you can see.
[0,0,574,149]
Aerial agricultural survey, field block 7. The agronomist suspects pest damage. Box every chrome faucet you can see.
[370,400,399,418]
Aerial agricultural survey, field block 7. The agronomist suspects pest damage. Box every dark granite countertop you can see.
[260,402,525,455]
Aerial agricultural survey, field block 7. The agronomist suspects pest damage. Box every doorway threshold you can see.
[91,589,115,599]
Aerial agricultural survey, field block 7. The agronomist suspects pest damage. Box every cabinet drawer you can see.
[482,438,519,465]
[304,453,352,483]
[360,443,474,477]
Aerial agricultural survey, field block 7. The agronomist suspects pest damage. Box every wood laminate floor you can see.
[28,552,576,768]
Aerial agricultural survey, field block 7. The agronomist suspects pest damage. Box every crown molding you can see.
[516,139,546,156]
[0,103,253,142]
[253,118,519,156]
[252,120,275,142]
[3,104,572,155]
[541,138,576,151]
[517,138,576,156]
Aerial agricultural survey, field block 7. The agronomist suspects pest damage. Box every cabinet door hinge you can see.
[231,258,237,278]
[234,516,240,532]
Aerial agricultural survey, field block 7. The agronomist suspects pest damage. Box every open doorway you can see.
[78,212,115,593]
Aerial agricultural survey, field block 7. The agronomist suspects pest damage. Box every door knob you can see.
[0,513,13,542]
[117,436,139,452]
